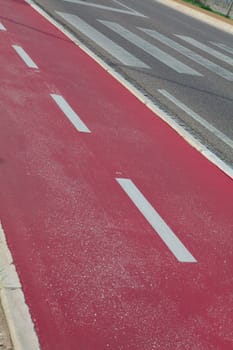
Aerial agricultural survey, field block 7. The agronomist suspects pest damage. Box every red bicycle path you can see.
[0,1,233,349]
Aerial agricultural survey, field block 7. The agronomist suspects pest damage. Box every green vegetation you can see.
[181,0,231,18]
[183,0,211,11]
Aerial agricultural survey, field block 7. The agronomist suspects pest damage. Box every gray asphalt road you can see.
[32,0,233,166]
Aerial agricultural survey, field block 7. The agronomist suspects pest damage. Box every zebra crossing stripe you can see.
[99,20,201,76]
[140,28,233,81]
[56,12,149,69]
[112,0,143,15]
[176,35,233,67]
[63,0,146,17]
[210,42,233,55]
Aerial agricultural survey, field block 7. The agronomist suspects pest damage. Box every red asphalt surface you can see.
[0,1,233,349]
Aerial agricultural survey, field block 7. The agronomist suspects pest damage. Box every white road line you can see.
[0,223,41,350]
[12,45,38,69]
[116,178,197,263]
[56,12,149,69]
[112,0,146,17]
[176,35,233,67]
[0,21,6,31]
[140,28,233,81]
[99,21,201,76]
[50,94,91,133]
[211,42,233,55]
[63,0,146,17]
[158,89,233,150]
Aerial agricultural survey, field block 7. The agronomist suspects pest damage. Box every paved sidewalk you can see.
[0,302,13,350]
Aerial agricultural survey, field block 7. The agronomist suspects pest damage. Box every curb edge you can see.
[0,223,41,350]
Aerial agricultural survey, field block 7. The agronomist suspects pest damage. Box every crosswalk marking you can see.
[158,89,233,150]
[112,0,144,16]
[56,12,149,69]
[116,178,197,263]
[176,35,233,67]
[140,28,233,81]
[63,0,146,17]
[211,42,233,55]
[99,20,201,76]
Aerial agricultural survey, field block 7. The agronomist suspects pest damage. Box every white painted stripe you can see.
[0,223,41,350]
[99,21,201,76]
[64,0,145,17]
[112,0,145,16]
[12,45,38,69]
[176,35,233,67]
[50,94,91,133]
[56,12,149,69]
[140,28,233,81]
[158,89,233,150]
[25,0,233,180]
[211,42,233,55]
[0,21,6,31]
[116,178,197,263]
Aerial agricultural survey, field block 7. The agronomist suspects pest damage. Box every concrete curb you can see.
[0,223,41,350]
[154,0,233,35]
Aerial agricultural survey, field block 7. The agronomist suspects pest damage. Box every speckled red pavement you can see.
[0,1,233,349]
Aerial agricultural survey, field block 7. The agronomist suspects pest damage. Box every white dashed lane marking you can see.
[116,178,197,263]
[158,89,233,150]
[0,21,6,31]
[51,94,91,133]
[12,45,38,69]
